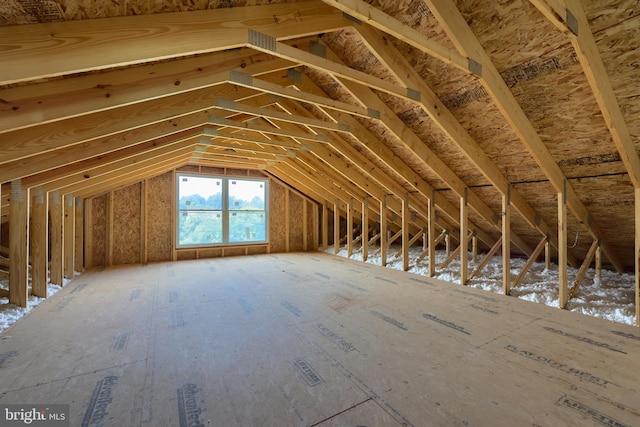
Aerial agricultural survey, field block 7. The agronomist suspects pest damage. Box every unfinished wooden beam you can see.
[334,199,341,255]
[84,199,93,269]
[426,0,622,273]
[502,187,511,295]
[558,182,568,309]
[9,180,28,308]
[0,1,348,86]
[440,231,473,271]
[531,0,640,188]
[73,197,84,271]
[467,239,502,283]
[248,32,421,103]
[568,239,599,302]
[428,192,436,277]
[380,196,387,267]
[0,51,290,134]
[460,188,469,285]
[353,23,557,260]
[347,198,354,258]
[402,193,410,272]
[63,194,75,279]
[321,0,470,73]
[30,186,47,298]
[472,233,478,263]
[362,197,369,261]
[322,203,329,251]
[394,230,424,259]
[636,187,640,326]
[512,236,549,291]
[595,245,602,280]
[317,37,532,255]
[49,190,63,286]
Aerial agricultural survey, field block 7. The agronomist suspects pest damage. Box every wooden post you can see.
[141,180,147,263]
[347,198,354,258]
[107,191,114,265]
[402,193,410,271]
[502,185,511,295]
[285,188,290,252]
[362,197,369,261]
[312,202,319,251]
[636,187,640,326]
[171,171,177,260]
[545,240,551,271]
[31,186,48,298]
[322,202,328,251]
[9,179,28,308]
[472,232,478,263]
[84,199,94,269]
[64,194,75,279]
[74,197,84,272]
[595,244,602,281]
[428,190,436,277]
[334,198,340,255]
[445,230,450,258]
[460,188,468,285]
[559,181,568,309]
[49,190,63,285]
[380,195,387,267]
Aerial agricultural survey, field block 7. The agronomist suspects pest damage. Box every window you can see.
[176,174,268,247]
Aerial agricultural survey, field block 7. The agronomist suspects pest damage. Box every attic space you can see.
[1,0,640,424]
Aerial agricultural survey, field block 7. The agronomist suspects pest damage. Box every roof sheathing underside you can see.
[0,0,638,271]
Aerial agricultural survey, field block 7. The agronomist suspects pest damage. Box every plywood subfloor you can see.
[1,252,639,426]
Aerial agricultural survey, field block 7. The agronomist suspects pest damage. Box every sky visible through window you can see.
[180,176,264,202]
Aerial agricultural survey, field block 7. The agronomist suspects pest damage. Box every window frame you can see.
[175,173,269,248]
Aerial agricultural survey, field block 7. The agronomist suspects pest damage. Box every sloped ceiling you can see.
[0,0,639,271]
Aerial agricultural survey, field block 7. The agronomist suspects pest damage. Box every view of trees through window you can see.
[177,174,267,247]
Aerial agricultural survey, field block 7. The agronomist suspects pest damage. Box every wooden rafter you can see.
[530,0,640,188]
[0,0,349,85]
[318,32,531,254]
[423,0,623,273]
[321,0,470,73]
[352,21,568,264]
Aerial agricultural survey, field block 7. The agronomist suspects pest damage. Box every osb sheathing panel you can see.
[112,183,142,265]
[306,201,316,249]
[177,249,197,261]
[91,195,107,267]
[269,179,287,253]
[147,172,173,263]
[289,194,304,251]
[591,7,640,148]
[0,0,294,26]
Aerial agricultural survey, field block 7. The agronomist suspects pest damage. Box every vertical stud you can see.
[380,195,387,267]
[9,180,29,307]
[460,188,468,285]
[402,193,410,272]
[347,198,354,258]
[31,186,48,298]
[49,190,63,285]
[558,180,568,309]
[502,185,511,295]
[428,191,436,277]
[362,197,369,261]
[334,199,340,255]
[64,194,75,279]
